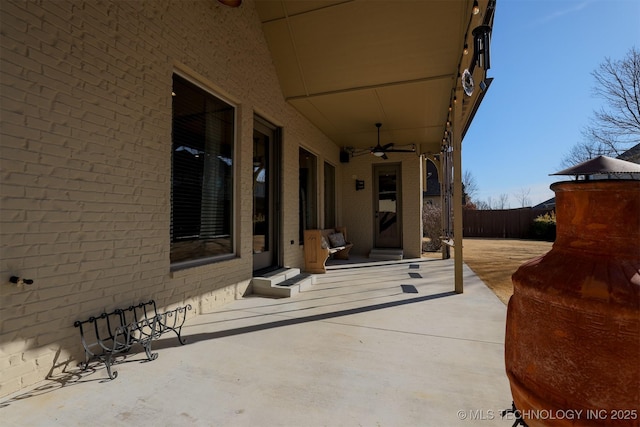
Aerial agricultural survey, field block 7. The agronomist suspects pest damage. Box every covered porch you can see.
[255,0,496,291]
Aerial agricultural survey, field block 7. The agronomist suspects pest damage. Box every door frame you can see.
[372,162,402,248]
[252,116,282,272]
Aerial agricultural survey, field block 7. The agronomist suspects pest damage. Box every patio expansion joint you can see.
[312,320,506,346]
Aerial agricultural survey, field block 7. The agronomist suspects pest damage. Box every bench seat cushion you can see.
[328,232,346,248]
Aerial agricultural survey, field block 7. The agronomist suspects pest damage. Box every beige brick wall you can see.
[0,0,341,397]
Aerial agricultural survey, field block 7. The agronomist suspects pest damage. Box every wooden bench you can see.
[303,226,353,274]
[74,300,192,380]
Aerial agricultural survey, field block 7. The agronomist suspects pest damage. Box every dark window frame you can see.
[299,147,318,243]
[170,73,236,269]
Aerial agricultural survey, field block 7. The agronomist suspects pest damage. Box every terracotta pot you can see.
[506,180,640,427]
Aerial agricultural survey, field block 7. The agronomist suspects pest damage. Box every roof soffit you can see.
[255,0,490,152]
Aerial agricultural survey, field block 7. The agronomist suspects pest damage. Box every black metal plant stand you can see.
[74,300,192,380]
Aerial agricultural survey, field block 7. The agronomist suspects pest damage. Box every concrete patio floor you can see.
[1,258,517,426]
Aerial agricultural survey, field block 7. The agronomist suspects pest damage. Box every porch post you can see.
[452,89,463,294]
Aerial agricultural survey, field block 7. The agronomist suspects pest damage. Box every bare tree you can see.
[486,196,494,209]
[422,204,442,251]
[496,193,510,209]
[475,199,491,210]
[462,170,479,203]
[480,194,510,209]
[513,187,531,208]
[560,139,612,168]
[561,47,640,166]
[475,191,534,210]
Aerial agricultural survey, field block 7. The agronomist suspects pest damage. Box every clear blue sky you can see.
[463,0,640,207]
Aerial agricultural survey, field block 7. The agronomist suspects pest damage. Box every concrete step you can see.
[251,268,315,298]
[368,248,403,261]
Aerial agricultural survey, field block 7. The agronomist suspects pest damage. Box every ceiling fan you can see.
[363,123,416,160]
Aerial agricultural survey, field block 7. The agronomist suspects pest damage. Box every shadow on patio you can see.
[1,258,515,426]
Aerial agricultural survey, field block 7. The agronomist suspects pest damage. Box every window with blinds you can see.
[324,162,336,227]
[171,74,235,265]
[299,148,318,243]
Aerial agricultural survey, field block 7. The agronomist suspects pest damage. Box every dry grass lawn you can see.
[460,238,553,304]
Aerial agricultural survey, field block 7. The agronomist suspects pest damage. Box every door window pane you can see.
[375,164,402,248]
[253,128,269,254]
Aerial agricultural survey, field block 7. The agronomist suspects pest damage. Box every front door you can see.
[253,118,279,271]
[373,163,402,248]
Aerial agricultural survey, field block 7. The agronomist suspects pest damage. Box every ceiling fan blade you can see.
[352,148,372,157]
[386,148,416,153]
[381,153,389,160]
[381,142,394,150]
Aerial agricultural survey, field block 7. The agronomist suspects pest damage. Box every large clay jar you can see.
[506,180,640,427]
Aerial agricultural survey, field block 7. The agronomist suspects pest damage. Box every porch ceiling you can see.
[255,0,477,154]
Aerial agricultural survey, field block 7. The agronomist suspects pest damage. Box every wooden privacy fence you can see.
[463,208,553,238]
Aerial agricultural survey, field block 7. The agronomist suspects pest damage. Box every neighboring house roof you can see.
[617,143,640,164]
[533,198,556,210]
[423,186,440,197]
[423,160,440,197]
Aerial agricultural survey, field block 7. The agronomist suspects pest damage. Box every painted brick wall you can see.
[0,0,340,397]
